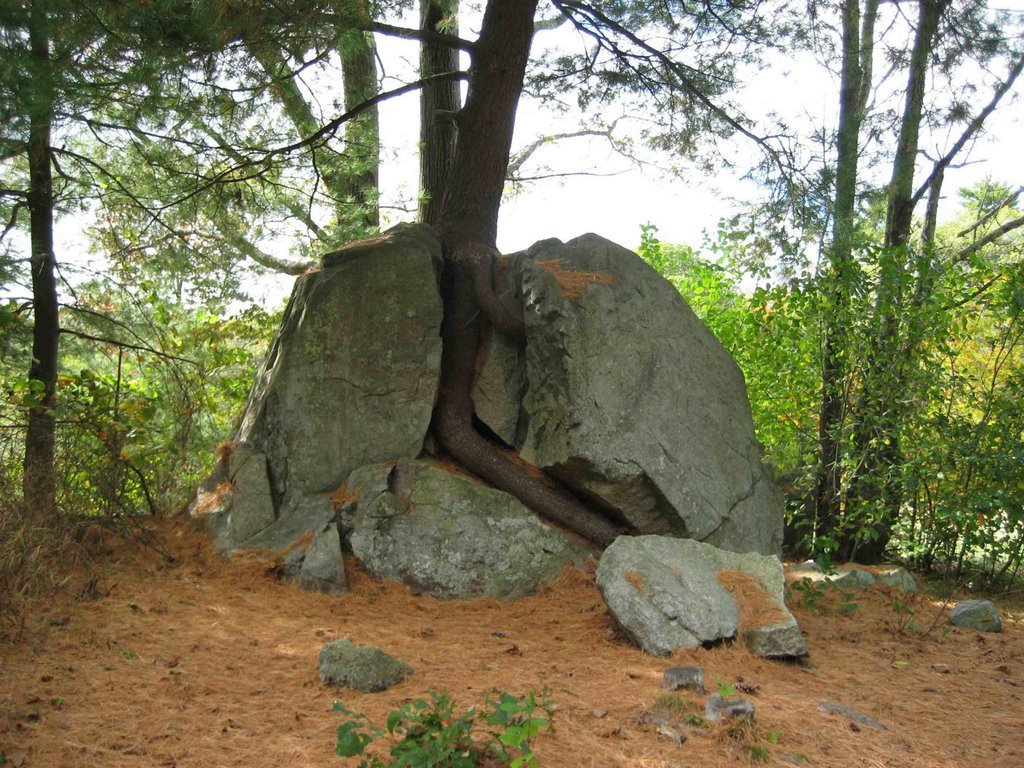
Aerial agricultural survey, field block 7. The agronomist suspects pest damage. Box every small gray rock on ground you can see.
[949,600,1003,632]
[818,701,886,730]
[875,566,917,592]
[705,693,756,722]
[663,666,704,692]
[318,639,412,692]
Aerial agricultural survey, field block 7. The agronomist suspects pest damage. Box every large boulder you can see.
[237,223,444,500]
[338,459,594,599]
[596,535,805,657]
[192,226,785,597]
[475,234,782,555]
[192,224,444,556]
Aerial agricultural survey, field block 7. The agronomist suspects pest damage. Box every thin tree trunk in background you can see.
[813,0,877,552]
[23,5,59,514]
[245,15,380,238]
[340,18,380,231]
[844,0,948,562]
[418,0,461,225]
[432,0,623,547]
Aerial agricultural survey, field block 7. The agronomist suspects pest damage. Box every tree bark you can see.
[843,0,948,562]
[813,0,877,551]
[418,0,461,225]
[23,4,59,514]
[432,0,624,547]
[340,21,380,231]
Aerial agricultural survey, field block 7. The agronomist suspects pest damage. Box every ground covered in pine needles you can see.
[1,518,1022,768]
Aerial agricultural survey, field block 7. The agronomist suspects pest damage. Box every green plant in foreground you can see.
[334,690,554,768]
[789,577,827,613]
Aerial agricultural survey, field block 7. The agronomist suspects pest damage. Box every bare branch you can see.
[507,124,619,176]
[214,220,315,275]
[957,185,1022,239]
[913,52,1024,207]
[265,71,469,161]
[957,213,1024,262]
[365,21,475,52]
[59,327,199,366]
[508,169,627,182]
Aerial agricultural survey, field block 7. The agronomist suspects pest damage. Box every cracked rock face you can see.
[476,234,782,555]
[237,223,443,501]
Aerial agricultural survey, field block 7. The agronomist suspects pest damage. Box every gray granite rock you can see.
[818,701,886,730]
[596,536,805,657]
[318,639,412,692]
[475,234,783,555]
[705,693,756,722]
[876,566,917,592]
[798,565,877,590]
[663,666,705,692]
[193,224,443,571]
[235,222,443,509]
[293,524,347,596]
[950,600,1002,632]
[341,459,594,599]
[743,622,808,659]
[189,445,276,551]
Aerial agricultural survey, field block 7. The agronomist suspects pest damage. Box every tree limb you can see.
[365,20,475,52]
[957,213,1024,262]
[550,0,789,177]
[59,327,199,366]
[214,220,315,275]
[507,124,619,177]
[912,52,1024,207]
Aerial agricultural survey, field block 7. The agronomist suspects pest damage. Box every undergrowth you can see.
[334,690,554,767]
[0,499,84,641]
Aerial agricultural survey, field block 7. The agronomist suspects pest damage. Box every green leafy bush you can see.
[334,690,554,768]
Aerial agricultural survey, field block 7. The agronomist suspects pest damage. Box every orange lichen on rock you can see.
[188,480,232,519]
[328,481,361,508]
[534,260,618,300]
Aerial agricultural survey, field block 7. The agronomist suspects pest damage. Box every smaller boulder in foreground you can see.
[949,600,1002,633]
[318,639,412,692]
[596,536,806,658]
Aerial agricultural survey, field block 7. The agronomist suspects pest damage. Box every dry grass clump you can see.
[717,569,791,628]
[0,500,87,641]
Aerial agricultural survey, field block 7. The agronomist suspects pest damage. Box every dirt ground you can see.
[1,519,1022,768]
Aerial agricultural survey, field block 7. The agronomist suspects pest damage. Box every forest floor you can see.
[1,518,1022,768]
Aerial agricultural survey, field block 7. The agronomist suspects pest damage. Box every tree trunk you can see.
[843,0,948,562]
[432,0,624,547]
[340,20,380,231]
[813,0,877,553]
[418,0,461,225]
[23,5,59,514]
